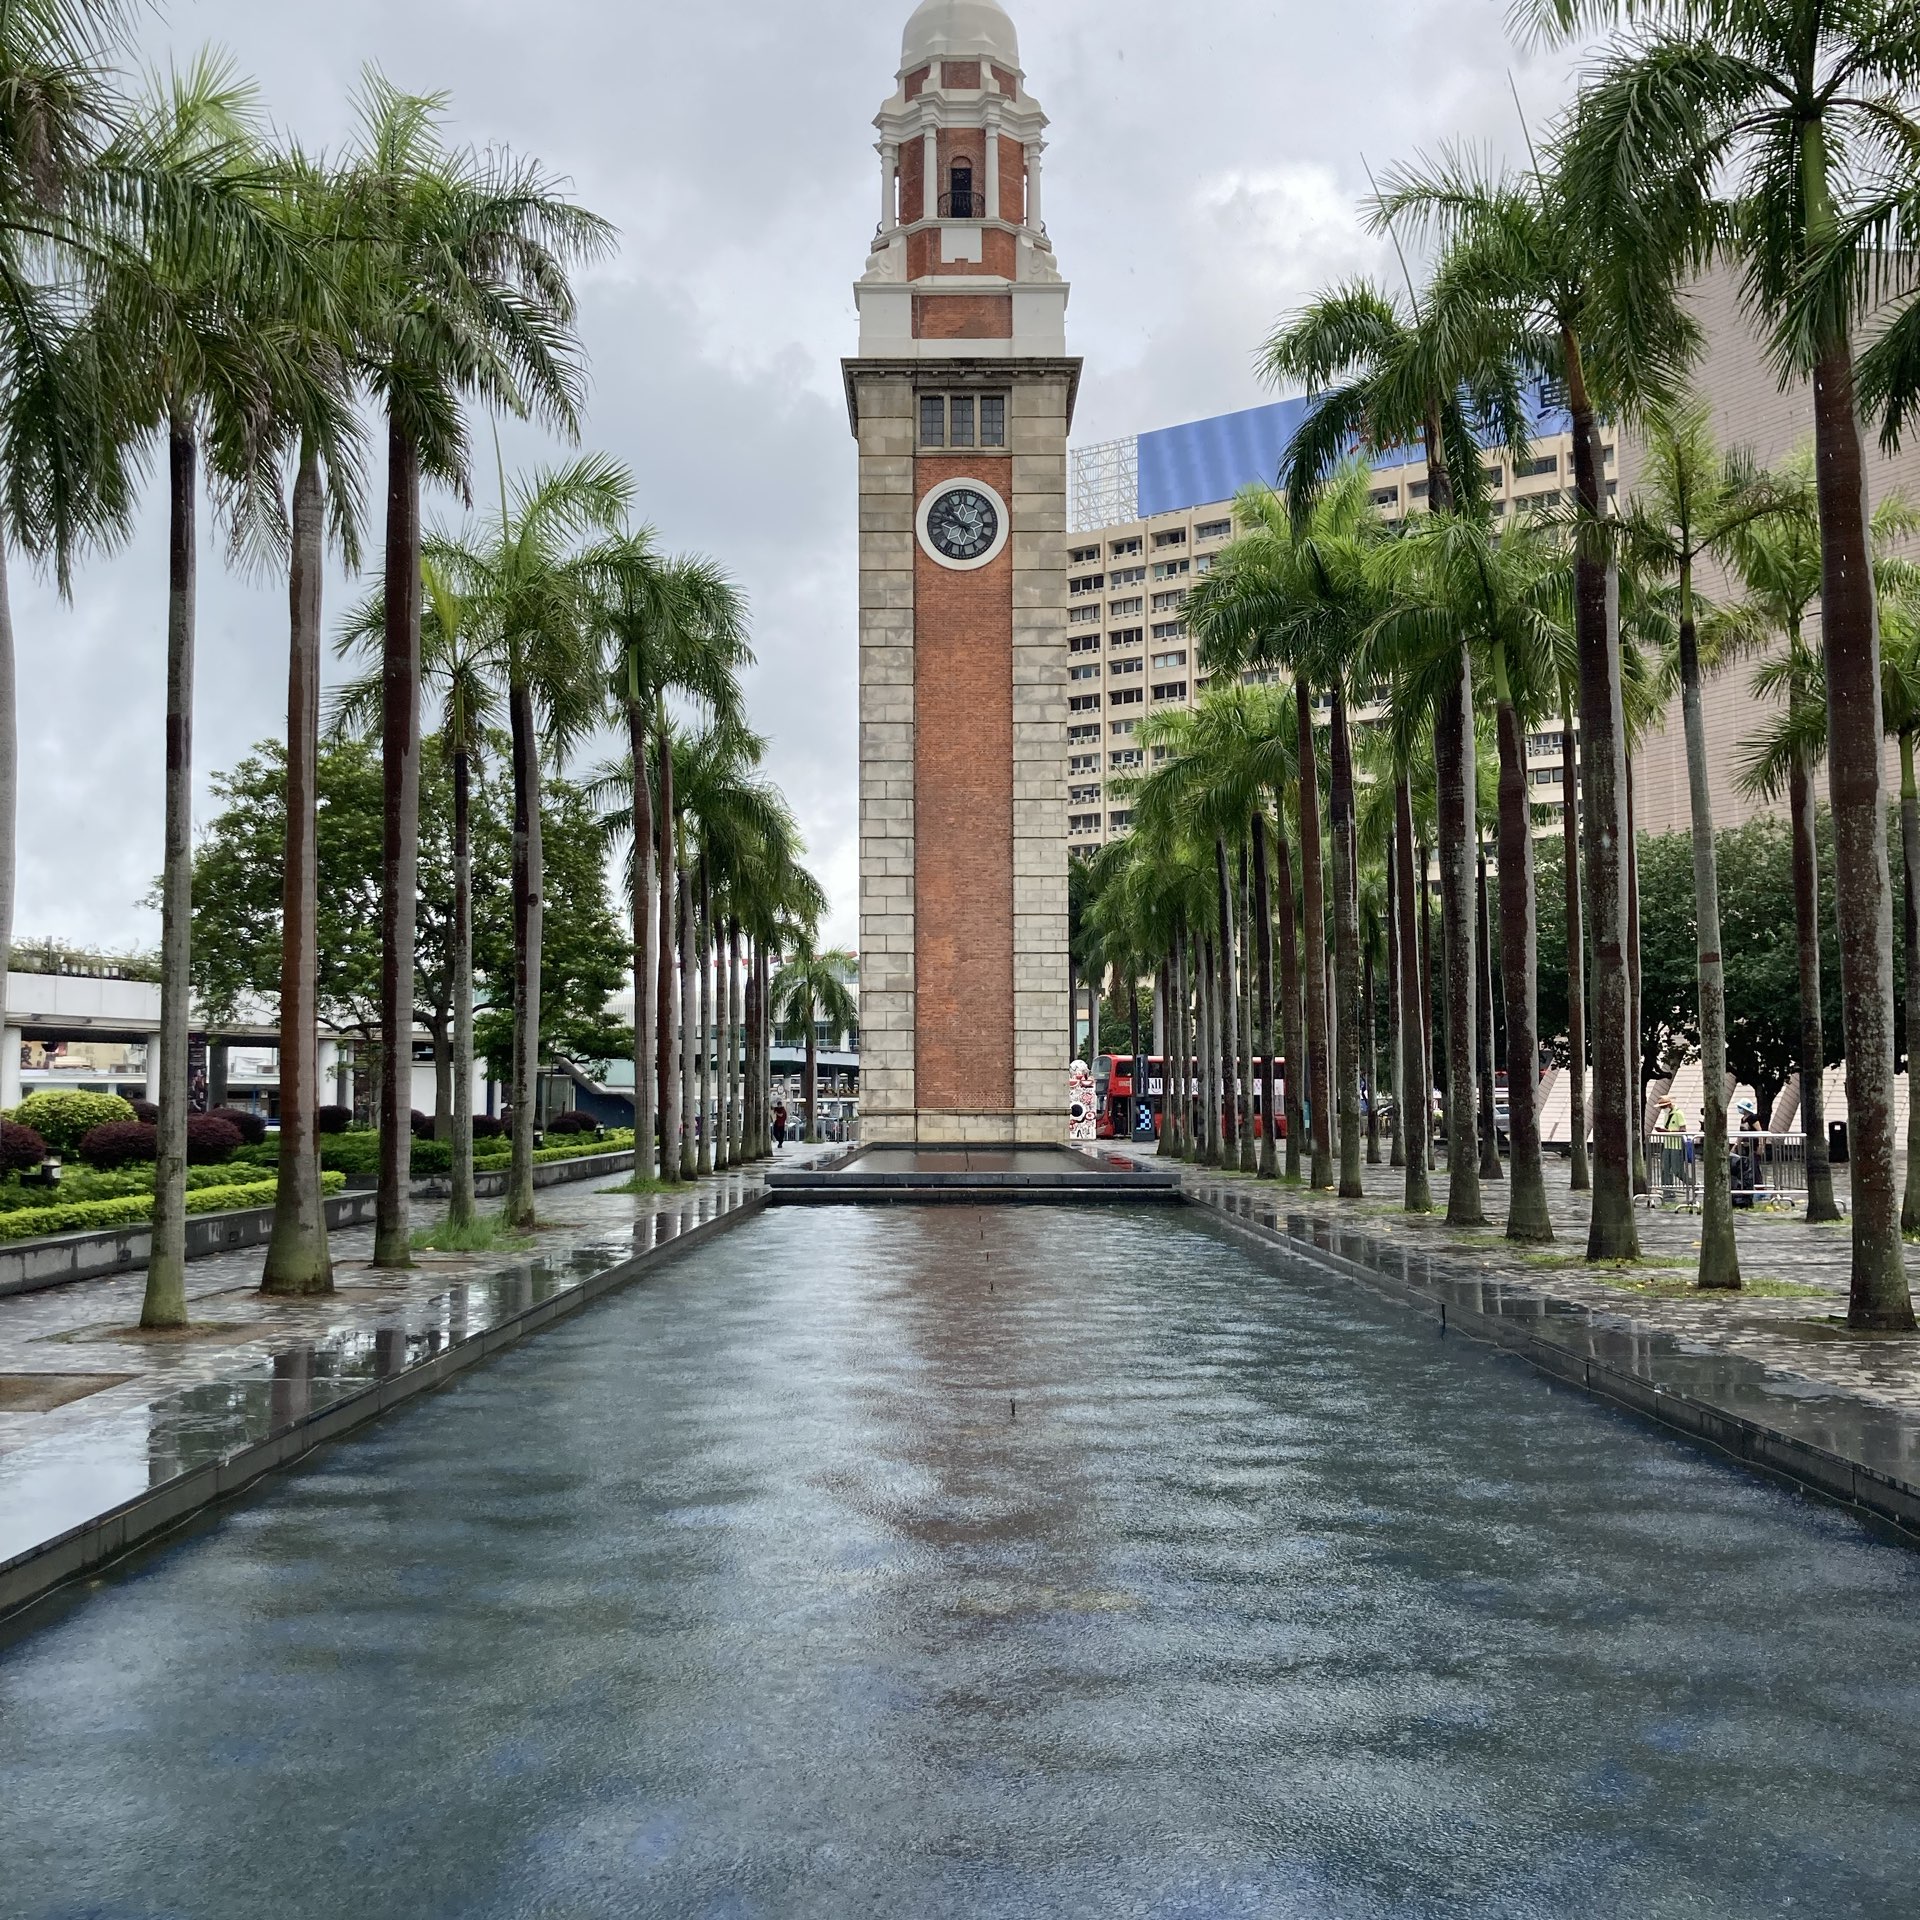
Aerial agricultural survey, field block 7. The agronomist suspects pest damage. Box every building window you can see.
[1110,686,1143,707]
[1516,452,1559,479]
[946,159,976,218]
[1370,486,1399,508]
[1195,553,1214,575]
[1069,693,1101,713]
[1111,719,1137,737]
[1109,626,1143,647]
[1069,545,1099,565]
[1152,528,1187,549]
[1151,620,1186,641]
[1068,723,1099,743]
[1069,573,1104,595]
[1152,680,1188,702]
[1070,753,1099,774]
[1530,763,1563,786]
[1069,812,1101,835]
[1108,596,1144,618]
[1069,633,1100,654]
[1070,783,1101,805]
[1110,656,1143,676]
[919,391,1006,448]
[1152,558,1190,581]
[1196,518,1231,541]
[1110,564,1146,586]
[1483,463,1504,485]
[1108,810,1133,830]
[1110,748,1142,770]
[1069,663,1099,681]
[1152,649,1187,671]
[1151,589,1188,612]
[1069,605,1100,626]
[1409,479,1428,498]
[1110,536,1143,557]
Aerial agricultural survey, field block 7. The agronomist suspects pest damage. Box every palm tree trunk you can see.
[141,420,198,1329]
[1476,843,1502,1182]
[658,722,681,1182]
[1386,834,1405,1173]
[263,442,332,1294]
[1170,933,1188,1159]
[1272,802,1305,1181]
[1568,372,1638,1259]
[1330,686,1363,1198]
[449,748,476,1229]
[1789,747,1838,1221]
[1238,850,1256,1171]
[1561,708,1590,1191]
[1252,813,1279,1179]
[505,677,543,1231]
[1395,781,1432,1212]
[728,918,743,1168]
[1903,734,1920,1236]
[697,858,714,1177]
[1493,679,1551,1241]
[1626,762,1648,1197]
[1811,341,1913,1327]
[1676,585,1739,1286]
[1435,661,1485,1227]
[679,856,697,1177]
[628,702,657,1175]
[1199,931,1218,1166]
[373,414,422,1269]
[0,541,14,1140]
[1295,683,1334,1187]
[1214,837,1240,1167]
[1366,942,1380,1168]
[803,985,819,1149]
[1128,974,1142,1147]
[1417,836,1436,1173]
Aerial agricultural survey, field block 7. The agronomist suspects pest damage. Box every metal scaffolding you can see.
[1068,436,1138,532]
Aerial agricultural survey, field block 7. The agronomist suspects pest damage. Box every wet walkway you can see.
[3,1204,1919,1916]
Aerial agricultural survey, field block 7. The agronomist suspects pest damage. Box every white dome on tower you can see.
[900,0,1020,69]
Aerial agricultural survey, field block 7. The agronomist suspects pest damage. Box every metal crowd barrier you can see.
[1643,1130,1808,1212]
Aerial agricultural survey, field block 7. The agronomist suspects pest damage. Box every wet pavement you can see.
[3,1203,1919,1916]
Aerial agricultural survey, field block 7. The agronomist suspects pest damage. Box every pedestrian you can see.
[1732,1100,1763,1209]
[773,1101,788,1150]
[1654,1093,1689,1202]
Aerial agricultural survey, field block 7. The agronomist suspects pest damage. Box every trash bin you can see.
[1828,1119,1849,1165]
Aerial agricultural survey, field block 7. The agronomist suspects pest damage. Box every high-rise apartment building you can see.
[1062,400,1605,851]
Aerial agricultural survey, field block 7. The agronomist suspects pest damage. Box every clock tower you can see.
[846,0,1077,1146]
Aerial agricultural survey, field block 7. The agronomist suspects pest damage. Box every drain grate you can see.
[0,1373,134,1412]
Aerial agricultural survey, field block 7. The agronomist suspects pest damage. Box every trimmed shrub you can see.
[13,1089,137,1153]
[545,1110,596,1136]
[0,1121,47,1173]
[78,1120,157,1169]
[208,1104,267,1146]
[186,1114,244,1165]
[128,1100,159,1124]
[470,1114,504,1140]
[410,1109,437,1140]
[0,1170,346,1243]
[316,1105,354,1135]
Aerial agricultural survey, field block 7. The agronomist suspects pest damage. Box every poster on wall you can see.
[1068,1060,1095,1143]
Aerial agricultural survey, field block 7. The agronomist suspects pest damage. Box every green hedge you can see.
[11,1089,138,1153]
[0,1164,249,1212]
[0,1171,347,1243]
[230,1129,634,1183]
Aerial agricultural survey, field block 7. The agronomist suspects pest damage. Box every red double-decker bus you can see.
[1096,1055,1288,1141]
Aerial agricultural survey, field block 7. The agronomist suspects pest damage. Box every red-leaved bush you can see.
[78,1121,157,1170]
[186,1115,245,1165]
[0,1120,48,1172]
[315,1105,353,1135]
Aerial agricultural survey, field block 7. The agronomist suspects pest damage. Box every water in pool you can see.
[3,1204,1917,1917]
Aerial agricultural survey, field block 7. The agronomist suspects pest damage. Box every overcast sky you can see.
[19,0,1596,955]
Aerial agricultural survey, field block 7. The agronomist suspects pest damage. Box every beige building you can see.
[1063,416,1601,850]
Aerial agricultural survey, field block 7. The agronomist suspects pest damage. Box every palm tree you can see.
[256,147,366,1296]
[1261,281,1512,1224]
[336,554,499,1229]
[1615,399,1790,1288]
[429,455,629,1228]
[1538,0,1919,1324]
[1374,141,1695,1259]
[340,73,611,1267]
[99,63,300,1332]
[772,938,857,1145]
[1369,513,1572,1241]
[601,544,748,1175]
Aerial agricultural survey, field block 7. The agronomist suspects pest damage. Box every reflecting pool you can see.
[4,1204,1919,1917]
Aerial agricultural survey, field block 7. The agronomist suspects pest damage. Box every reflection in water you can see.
[5,1203,1919,1919]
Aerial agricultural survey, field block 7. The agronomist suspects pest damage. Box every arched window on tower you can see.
[944,158,976,219]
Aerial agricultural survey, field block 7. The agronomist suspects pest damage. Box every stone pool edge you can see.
[0,1188,767,1624]
[1187,1188,1920,1548]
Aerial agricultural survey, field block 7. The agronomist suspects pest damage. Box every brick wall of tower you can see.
[913,453,1016,1119]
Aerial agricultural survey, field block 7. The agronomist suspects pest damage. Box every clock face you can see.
[917,479,1010,570]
